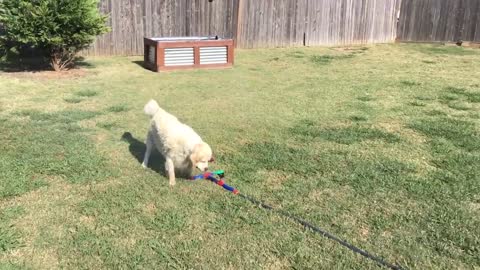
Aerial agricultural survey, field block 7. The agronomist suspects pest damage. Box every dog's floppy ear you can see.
[190,143,202,164]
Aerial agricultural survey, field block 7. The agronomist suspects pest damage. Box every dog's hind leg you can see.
[165,157,176,186]
[142,132,153,168]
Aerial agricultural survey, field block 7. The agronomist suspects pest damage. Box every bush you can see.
[0,0,109,71]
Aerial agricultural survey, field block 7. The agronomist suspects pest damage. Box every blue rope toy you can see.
[190,170,239,195]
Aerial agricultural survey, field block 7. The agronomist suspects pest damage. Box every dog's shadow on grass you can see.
[121,132,165,176]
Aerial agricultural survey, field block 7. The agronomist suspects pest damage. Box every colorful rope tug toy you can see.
[191,170,239,195]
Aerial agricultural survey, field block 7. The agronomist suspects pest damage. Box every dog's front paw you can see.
[142,163,147,169]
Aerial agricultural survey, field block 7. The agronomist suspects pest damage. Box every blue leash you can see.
[192,171,406,270]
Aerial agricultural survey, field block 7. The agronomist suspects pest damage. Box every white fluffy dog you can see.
[142,99,213,186]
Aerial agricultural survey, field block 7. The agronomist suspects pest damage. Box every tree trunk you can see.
[50,50,75,71]
[50,55,61,71]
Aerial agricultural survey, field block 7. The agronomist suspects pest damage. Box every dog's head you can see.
[190,142,214,172]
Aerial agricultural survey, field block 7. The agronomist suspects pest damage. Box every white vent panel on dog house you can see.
[164,47,194,66]
[148,46,156,64]
[199,46,227,64]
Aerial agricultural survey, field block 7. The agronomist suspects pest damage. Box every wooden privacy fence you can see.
[397,0,480,43]
[237,0,401,48]
[85,0,480,56]
[85,0,401,55]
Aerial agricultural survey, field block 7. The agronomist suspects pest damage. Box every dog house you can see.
[144,36,234,72]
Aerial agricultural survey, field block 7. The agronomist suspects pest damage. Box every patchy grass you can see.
[415,95,434,101]
[310,53,356,65]
[414,45,478,56]
[0,207,24,252]
[106,104,129,113]
[0,44,479,269]
[15,110,100,125]
[292,122,401,145]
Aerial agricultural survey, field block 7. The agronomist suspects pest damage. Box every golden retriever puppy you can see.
[142,99,213,186]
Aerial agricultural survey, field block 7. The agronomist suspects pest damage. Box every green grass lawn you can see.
[0,44,479,269]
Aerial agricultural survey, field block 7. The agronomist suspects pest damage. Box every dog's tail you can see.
[144,99,160,117]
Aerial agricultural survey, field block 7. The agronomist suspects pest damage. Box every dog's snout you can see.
[204,167,209,172]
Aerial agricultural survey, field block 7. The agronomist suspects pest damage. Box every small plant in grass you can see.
[311,54,355,65]
[446,86,466,94]
[448,101,472,111]
[409,101,426,107]
[64,97,84,104]
[400,80,420,87]
[357,95,375,102]
[0,0,109,71]
[75,89,98,97]
[439,93,460,103]
[311,55,335,64]
[466,92,480,103]
[287,51,305,58]
[415,96,434,101]
[97,122,117,130]
[349,115,368,122]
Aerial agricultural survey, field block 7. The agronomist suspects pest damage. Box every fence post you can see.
[235,0,244,48]
[453,0,465,44]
